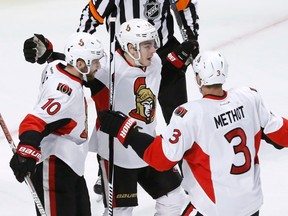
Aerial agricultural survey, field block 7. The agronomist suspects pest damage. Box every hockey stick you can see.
[107,14,116,216]
[169,0,188,41]
[169,0,195,68]
[0,113,47,216]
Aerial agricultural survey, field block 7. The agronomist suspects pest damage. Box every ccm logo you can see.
[18,146,41,161]
[119,118,135,139]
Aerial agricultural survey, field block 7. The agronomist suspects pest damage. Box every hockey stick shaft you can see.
[169,0,188,41]
[0,113,47,216]
[108,14,116,216]
[169,0,195,68]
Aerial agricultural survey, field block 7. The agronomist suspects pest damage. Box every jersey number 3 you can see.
[224,127,251,175]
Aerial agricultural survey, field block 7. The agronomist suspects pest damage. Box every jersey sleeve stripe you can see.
[265,117,288,147]
[143,136,177,171]
[19,114,47,135]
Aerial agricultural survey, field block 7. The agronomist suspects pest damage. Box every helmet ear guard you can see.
[64,32,104,75]
[193,51,228,87]
[116,18,160,64]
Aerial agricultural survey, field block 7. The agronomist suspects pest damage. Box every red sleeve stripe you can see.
[266,117,288,147]
[19,114,47,136]
[52,120,77,136]
[143,136,177,171]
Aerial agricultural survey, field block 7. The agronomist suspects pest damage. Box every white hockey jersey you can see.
[89,49,162,168]
[139,87,288,216]
[19,61,89,176]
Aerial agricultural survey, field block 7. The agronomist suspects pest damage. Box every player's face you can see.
[84,59,101,79]
[77,58,102,79]
[138,40,157,66]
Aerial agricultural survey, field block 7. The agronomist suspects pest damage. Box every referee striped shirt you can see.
[77,0,199,47]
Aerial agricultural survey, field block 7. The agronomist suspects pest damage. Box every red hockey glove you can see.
[99,110,136,147]
[23,34,53,64]
[166,40,199,69]
[10,144,41,183]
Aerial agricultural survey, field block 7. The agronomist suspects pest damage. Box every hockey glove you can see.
[99,110,136,147]
[23,34,53,64]
[166,40,199,69]
[10,144,41,183]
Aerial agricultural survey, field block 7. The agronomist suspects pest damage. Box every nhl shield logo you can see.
[143,0,160,20]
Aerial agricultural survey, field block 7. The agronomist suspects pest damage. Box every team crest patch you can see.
[129,77,156,124]
[57,83,72,96]
[143,0,160,20]
[174,107,188,117]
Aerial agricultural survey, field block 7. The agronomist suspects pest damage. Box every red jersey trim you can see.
[19,114,47,135]
[254,130,262,164]
[56,64,82,84]
[184,142,216,203]
[203,91,228,100]
[52,120,77,136]
[143,136,177,171]
[265,117,288,147]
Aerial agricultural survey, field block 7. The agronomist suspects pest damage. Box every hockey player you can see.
[86,18,200,216]
[10,32,105,216]
[98,50,288,216]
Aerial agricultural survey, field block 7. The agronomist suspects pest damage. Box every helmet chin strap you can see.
[74,62,90,81]
[127,48,144,67]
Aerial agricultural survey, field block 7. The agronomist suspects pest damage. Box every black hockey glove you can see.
[166,39,199,69]
[99,110,136,147]
[10,144,41,183]
[23,34,53,64]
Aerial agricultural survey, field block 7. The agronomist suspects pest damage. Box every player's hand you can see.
[10,144,41,183]
[98,110,136,147]
[23,34,53,64]
[166,40,199,69]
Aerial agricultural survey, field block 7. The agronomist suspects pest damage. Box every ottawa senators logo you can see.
[174,106,188,118]
[57,83,72,96]
[129,77,156,124]
[143,0,160,20]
